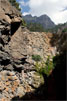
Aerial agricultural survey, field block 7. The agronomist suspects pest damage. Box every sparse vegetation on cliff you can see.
[8,0,21,11]
[34,56,54,76]
[32,55,42,61]
[22,19,27,27]
[62,28,67,33]
[26,22,45,32]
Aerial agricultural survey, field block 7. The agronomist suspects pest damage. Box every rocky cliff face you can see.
[0,0,66,101]
[50,23,67,53]
[0,0,22,45]
[0,0,56,100]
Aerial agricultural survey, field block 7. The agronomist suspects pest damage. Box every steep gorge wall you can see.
[0,0,56,72]
[0,0,57,100]
[0,0,66,101]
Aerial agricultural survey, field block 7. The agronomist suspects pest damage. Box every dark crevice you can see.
[8,36,11,42]
[0,90,2,93]
[1,29,10,35]
[14,58,28,65]
[1,59,10,66]
[0,35,11,45]
[0,37,5,46]
[5,13,14,19]
[0,20,9,26]
[13,57,31,73]
[13,65,22,73]
[20,58,28,65]
[11,22,21,35]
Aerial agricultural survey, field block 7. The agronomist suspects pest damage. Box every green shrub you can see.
[34,56,54,76]
[22,19,27,27]
[27,22,45,32]
[62,28,67,33]
[44,57,54,76]
[32,55,42,62]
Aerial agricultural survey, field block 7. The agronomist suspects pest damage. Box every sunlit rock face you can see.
[0,0,56,72]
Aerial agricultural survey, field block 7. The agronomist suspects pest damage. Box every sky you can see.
[16,0,67,24]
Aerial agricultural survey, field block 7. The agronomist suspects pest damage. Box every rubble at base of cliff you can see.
[0,70,44,101]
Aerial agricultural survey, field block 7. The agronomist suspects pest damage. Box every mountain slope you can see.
[23,14,55,29]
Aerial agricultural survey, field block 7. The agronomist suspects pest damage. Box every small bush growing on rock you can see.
[32,55,42,62]
[22,19,27,27]
[62,28,67,33]
[34,56,54,76]
[44,56,54,76]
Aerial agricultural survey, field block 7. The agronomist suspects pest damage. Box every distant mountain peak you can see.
[23,14,55,29]
[24,14,32,17]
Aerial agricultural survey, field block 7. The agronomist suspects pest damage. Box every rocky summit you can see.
[23,14,55,29]
[0,0,66,101]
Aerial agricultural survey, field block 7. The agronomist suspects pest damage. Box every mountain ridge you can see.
[23,14,55,29]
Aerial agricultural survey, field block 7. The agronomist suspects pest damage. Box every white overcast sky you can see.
[19,0,67,24]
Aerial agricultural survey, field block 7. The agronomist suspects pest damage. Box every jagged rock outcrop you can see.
[50,23,67,53]
[56,25,67,52]
[0,0,22,45]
